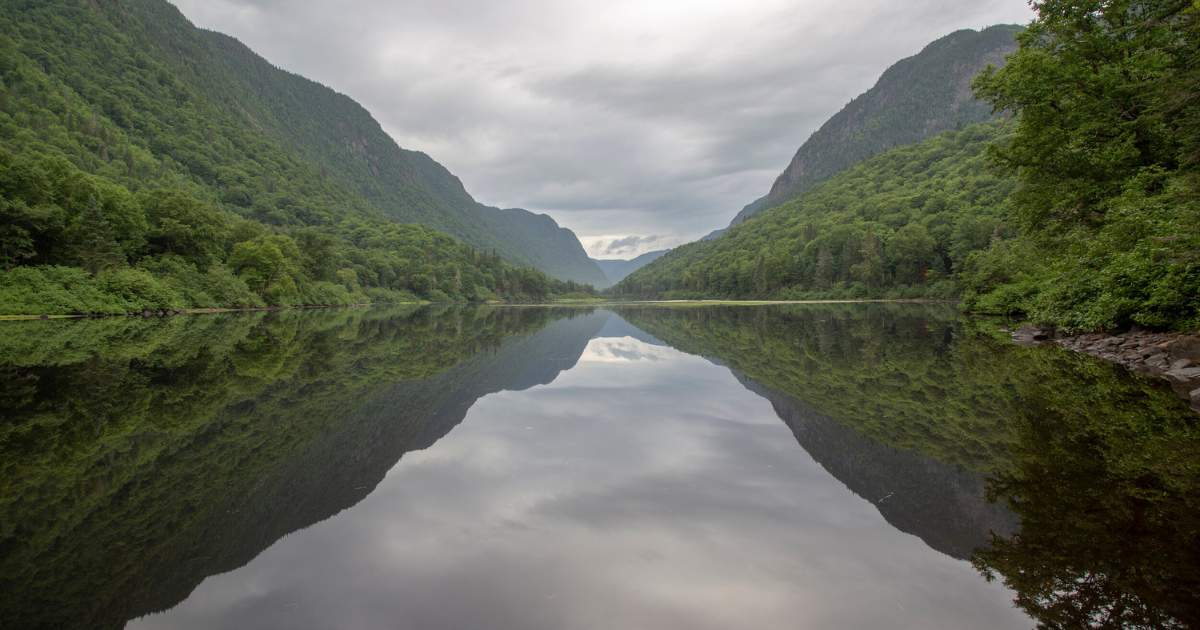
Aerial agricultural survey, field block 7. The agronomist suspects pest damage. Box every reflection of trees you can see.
[0,305,585,630]
[972,349,1200,630]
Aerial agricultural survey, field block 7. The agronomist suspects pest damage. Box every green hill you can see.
[615,120,1018,300]
[0,0,604,309]
[702,25,1021,238]
[656,2,1198,332]
[126,1,606,285]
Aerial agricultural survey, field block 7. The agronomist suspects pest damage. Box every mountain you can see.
[614,121,1018,300]
[590,249,669,285]
[3,0,603,286]
[403,151,610,286]
[702,24,1021,237]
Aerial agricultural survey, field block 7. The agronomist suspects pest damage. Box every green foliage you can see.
[0,2,572,313]
[615,122,1019,301]
[968,0,1200,330]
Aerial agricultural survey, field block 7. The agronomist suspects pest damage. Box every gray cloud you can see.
[594,235,663,257]
[171,0,1035,257]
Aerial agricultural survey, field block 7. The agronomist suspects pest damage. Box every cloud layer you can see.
[171,0,1035,257]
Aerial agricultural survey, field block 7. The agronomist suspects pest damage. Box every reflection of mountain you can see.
[616,304,1017,473]
[622,304,1019,559]
[0,306,611,630]
[131,309,613,620]
[731,372,1015,560]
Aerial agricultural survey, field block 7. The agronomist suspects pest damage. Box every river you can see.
[1,304,1196,629]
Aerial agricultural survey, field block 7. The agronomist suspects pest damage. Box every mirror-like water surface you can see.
[2,305,1197,629]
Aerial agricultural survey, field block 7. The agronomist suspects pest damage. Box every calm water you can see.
[1,304,1196,629]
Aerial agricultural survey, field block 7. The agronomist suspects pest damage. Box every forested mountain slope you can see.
[119,0,606,285]
[590,249,669,284]
[703,25,1020,240]
[404,150,610,287]
[616,121,1018,300]
[627,1,1198,332]
[0,0,587,314]
[0,0,604,292]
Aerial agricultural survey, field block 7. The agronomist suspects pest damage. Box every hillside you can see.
[625,1,1198,332]
[703,25,1020,238]
[0,0,591,313]
[404,150,609,286]
[615,121,1018,300]
[2,0,604,286]
[590,249,669,285]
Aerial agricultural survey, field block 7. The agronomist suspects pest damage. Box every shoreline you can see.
[1010,325,1200,411]
[0,297,960,320]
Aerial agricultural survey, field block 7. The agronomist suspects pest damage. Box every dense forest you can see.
[622,0,1198,332]
[109,0,608,287]
[0,0,596,315]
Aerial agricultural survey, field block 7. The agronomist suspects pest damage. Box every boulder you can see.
[1012,325,1050,346]
[1165,367,1200,381]
[1170,359,1195,371]
[1147,353,1170,366]
[1164,337,1200,362]
[1192,388,1200,412]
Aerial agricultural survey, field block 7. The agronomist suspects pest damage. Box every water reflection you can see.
[128,329,1024,630]
[0,304,1195,629]
[972,347,1200,629]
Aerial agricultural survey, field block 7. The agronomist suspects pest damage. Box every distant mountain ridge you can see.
[590,249,669,285]
[95,0,606,285]
[702,24,1021,238]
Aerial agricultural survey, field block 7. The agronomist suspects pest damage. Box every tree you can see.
[814,243,835,289]
[69,198,125,275]
[886,223,936,284]
[970,0,1200,328]
[851,228,885,287]
[227,234,300,300]
[971,0,1192,233]
[140,189,226,268]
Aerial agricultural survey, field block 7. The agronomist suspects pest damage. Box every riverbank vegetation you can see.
[617,0,1199,332]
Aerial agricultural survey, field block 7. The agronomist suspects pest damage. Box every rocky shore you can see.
[1010,325,1200,411]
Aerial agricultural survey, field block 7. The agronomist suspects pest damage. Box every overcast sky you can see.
[170,0,1034,258]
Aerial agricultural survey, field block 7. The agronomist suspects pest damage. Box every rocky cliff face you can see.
[704,25,1021,238]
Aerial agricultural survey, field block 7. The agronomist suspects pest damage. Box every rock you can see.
[1167,337,1200,359]
[1192,388,1200,412]
[1165,367,1200,380]
[1147,353,1170,365]
[1012,325,1050,346]
[1170,359,1195,371]
[142,310,152,317]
